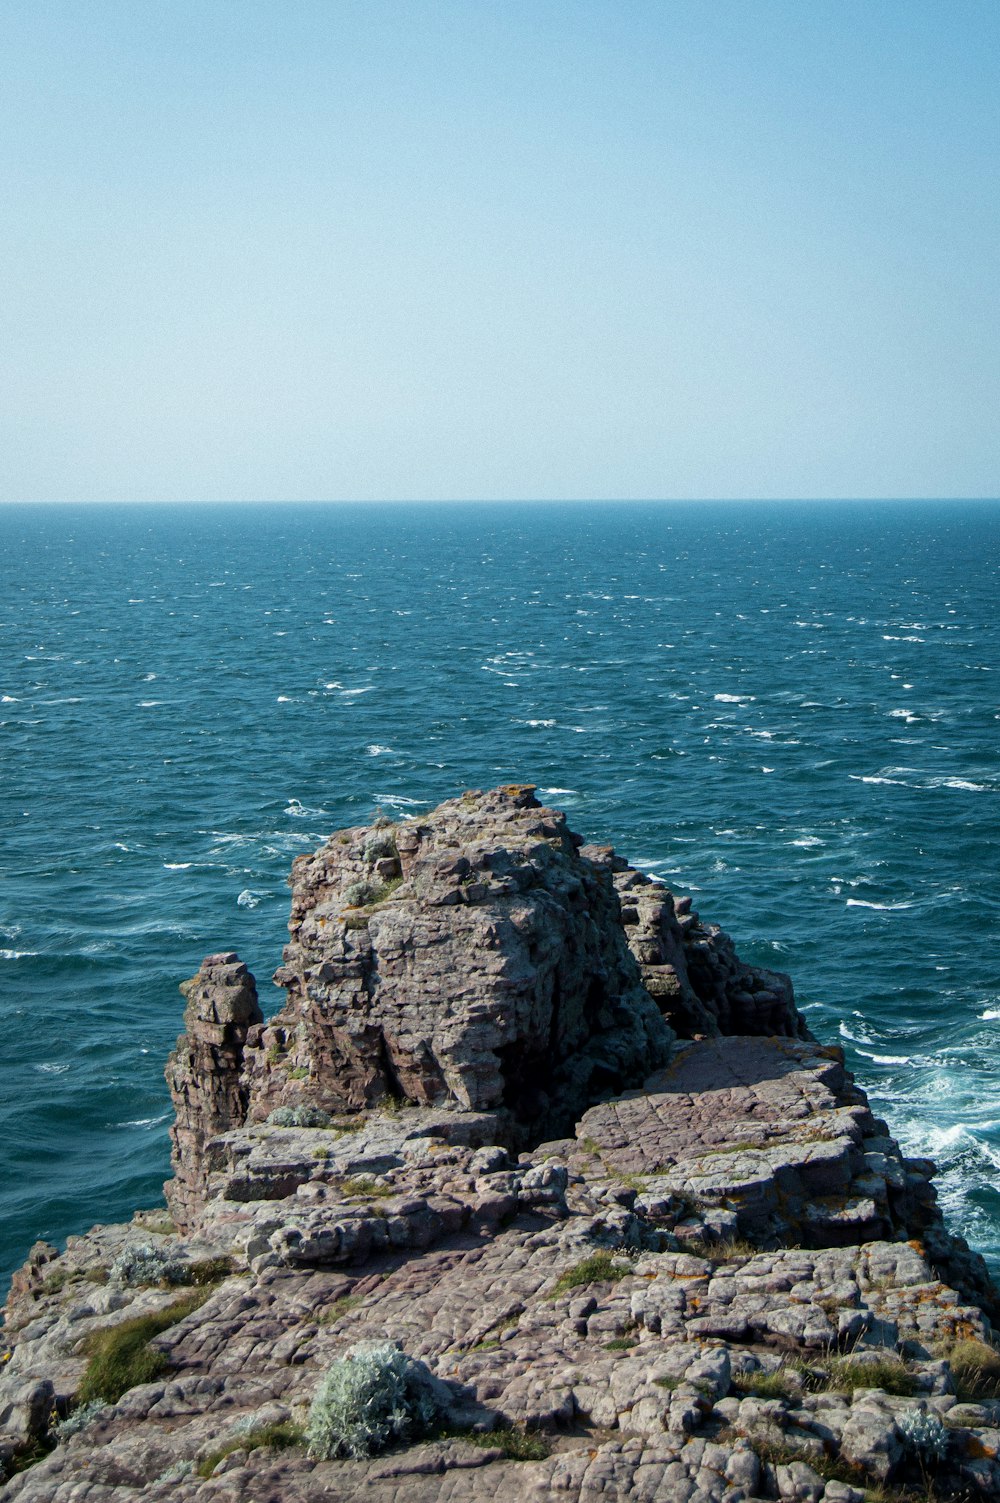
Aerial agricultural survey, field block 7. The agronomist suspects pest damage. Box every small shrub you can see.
[109,1244,187,1288]
[551,1252,631,1295]
[343,877,403,909]
[77,1290,208,1404]
[197,1421,303,1478]
[897,1407,948,1464]
[305,1342,445,1460]
[52,1398,106,1439]
[266,1104,331,1128]
[157,1459,196,1482]
[363,830,398,863]
[343,880,381,908]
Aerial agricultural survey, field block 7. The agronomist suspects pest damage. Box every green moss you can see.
[77,1289,209,1404]
[603,1336,638,1351]
[550,1252,631,1296]
[197,1421,303,1478]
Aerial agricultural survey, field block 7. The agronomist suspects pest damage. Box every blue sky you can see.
[1,0,997,501]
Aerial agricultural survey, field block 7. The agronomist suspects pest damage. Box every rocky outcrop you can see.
[239,786,675,1144]
[3,787,998,1502]
[597,851,803,1040]
[164,953,263,1230]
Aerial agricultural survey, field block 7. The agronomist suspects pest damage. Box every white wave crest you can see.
[846,898,914,910]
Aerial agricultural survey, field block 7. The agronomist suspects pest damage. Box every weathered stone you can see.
[165,953,263,1230]
[3,788,999,1502]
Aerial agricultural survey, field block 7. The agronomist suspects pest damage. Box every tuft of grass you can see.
[946,1338,1000,1402]
[338,1175,393,1200]
[746,1433,865,1486]
[654,1375,681,1390]
[196,1421,303,1478]
[458,1426,550,1461]
[604,1336,638,1351]
[818,1355,920,1397]
[5,1436,55,1476]
[550,1252,631,1296]
[317,1294,362,1326]
[77,1289,209,1404]
[185,1256,233,1286]
[677,1236,761,1264]
[731,1368,800,1400]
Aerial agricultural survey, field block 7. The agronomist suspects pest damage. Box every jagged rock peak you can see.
[244,783,675,1137]
[164,787,805,1227]
[164,951,262,1229]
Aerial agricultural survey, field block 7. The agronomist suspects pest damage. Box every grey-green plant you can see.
[896,1407,948,1464]
[52,1399,106,1439]
[305,1342,445,1460]
[266,1104,331,1128]
[109,1243,187,1288]
[363,830,398,863]
[156,1459,196,1482]
[343,880,382,908]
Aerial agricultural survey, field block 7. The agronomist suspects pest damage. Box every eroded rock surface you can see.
[3,787,997,1502]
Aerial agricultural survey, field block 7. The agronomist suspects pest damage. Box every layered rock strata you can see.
[2,786,997,1503]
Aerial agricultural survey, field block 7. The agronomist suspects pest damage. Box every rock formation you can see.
[2,786,998,1502]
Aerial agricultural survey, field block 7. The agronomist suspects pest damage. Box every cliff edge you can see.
[2,787,998,1502]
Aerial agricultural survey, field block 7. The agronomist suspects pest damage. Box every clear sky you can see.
[1,0,997,502]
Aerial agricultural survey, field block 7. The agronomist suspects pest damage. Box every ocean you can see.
[1,499,998,1295]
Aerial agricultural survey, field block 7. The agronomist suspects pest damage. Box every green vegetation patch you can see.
[730,1368,799,1400]
[317,1294,363,1326]
[947,1338,1000,1402]
[197,1421,303,1478]
[550,1252,631,1296]
[455,1426,550,1461]
[77,1289,209,1404]
[338,1175,393,1200]
[819,1355,920,1397]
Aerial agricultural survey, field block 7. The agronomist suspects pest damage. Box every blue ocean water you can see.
[1,500,998,1295]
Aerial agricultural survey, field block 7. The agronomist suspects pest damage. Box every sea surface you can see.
[1,500,998,1295]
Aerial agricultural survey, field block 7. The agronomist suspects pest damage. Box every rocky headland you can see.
[3,785,1000,1502]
